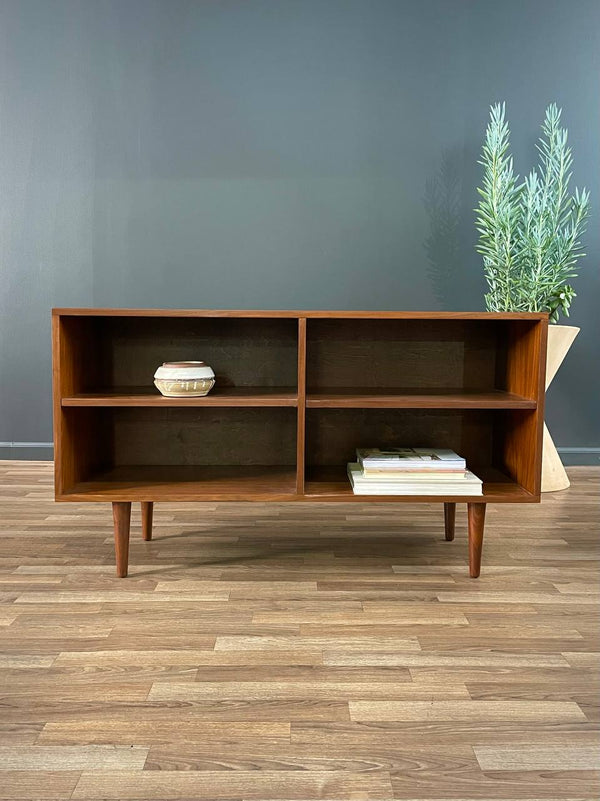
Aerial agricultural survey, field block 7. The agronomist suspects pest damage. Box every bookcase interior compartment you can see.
[58,406,297,499]
[57,315,299,395]
[306,318,541,400]
[304,407,538,499]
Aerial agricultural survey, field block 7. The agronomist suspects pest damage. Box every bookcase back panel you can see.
[59,408,113,492]
[307,319,509,390]
[306,408,496,471]
[94,317,298,389]
[109,407,297,467]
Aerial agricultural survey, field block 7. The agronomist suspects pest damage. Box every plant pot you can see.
[541,324,579,492]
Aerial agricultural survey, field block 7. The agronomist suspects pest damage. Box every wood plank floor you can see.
[0,461,598,800]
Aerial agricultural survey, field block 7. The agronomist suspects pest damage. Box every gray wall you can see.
[1,0,598,460]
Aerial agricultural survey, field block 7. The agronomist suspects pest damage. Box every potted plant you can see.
[476,103,590,491]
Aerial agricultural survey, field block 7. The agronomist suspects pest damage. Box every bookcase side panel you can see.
[53,316,108,496]
[498,320,547,495]
[505,320,546,399]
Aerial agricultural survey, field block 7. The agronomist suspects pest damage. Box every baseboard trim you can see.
[0,442,54,460]
[557,447,600,452]
[0,442,54,448]
[557,447,600,466]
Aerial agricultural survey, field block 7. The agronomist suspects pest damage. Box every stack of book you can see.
[347,448,483,495]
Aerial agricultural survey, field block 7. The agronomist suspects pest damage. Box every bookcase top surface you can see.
[53,308,548,320]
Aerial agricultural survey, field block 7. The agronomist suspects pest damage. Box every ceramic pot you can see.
[154,361,215,397]
[541,325,579,492]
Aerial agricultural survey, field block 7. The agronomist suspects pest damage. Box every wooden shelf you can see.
[304,466,535,503]
[53,308,548,319]
[62,465,534,504]
[306,388,536,409]
[63,465,298,502]
[62,386,298,407]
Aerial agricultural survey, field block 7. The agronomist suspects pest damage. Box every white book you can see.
[357,470,474,482]
[347,463,482,496]
[357,447,466,471]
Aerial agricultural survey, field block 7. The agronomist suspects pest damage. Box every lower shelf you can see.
[304,466,535,503]
[63,465,298,502]
[60,464,535,503]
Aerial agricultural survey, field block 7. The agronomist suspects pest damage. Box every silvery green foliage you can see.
[476,103,590,322]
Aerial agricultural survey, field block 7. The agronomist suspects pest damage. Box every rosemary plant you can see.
[476,103,590,322]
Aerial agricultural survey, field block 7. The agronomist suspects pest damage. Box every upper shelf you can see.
[62,386,298,407]
[62,386,537,410]
[306,388,537,409]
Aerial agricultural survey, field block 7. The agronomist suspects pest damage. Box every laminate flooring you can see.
[0,461,598,800]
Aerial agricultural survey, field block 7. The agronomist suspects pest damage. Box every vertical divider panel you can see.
[296,317,307,495]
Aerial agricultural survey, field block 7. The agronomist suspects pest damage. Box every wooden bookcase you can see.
[52,309,548,578]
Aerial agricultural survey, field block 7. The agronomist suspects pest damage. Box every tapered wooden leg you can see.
[444,502,455,541]
[141,502,153,541]
[467,502,486,578]
[112,502,131,578]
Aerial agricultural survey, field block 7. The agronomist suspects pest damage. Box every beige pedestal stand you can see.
[542,325,580,492]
